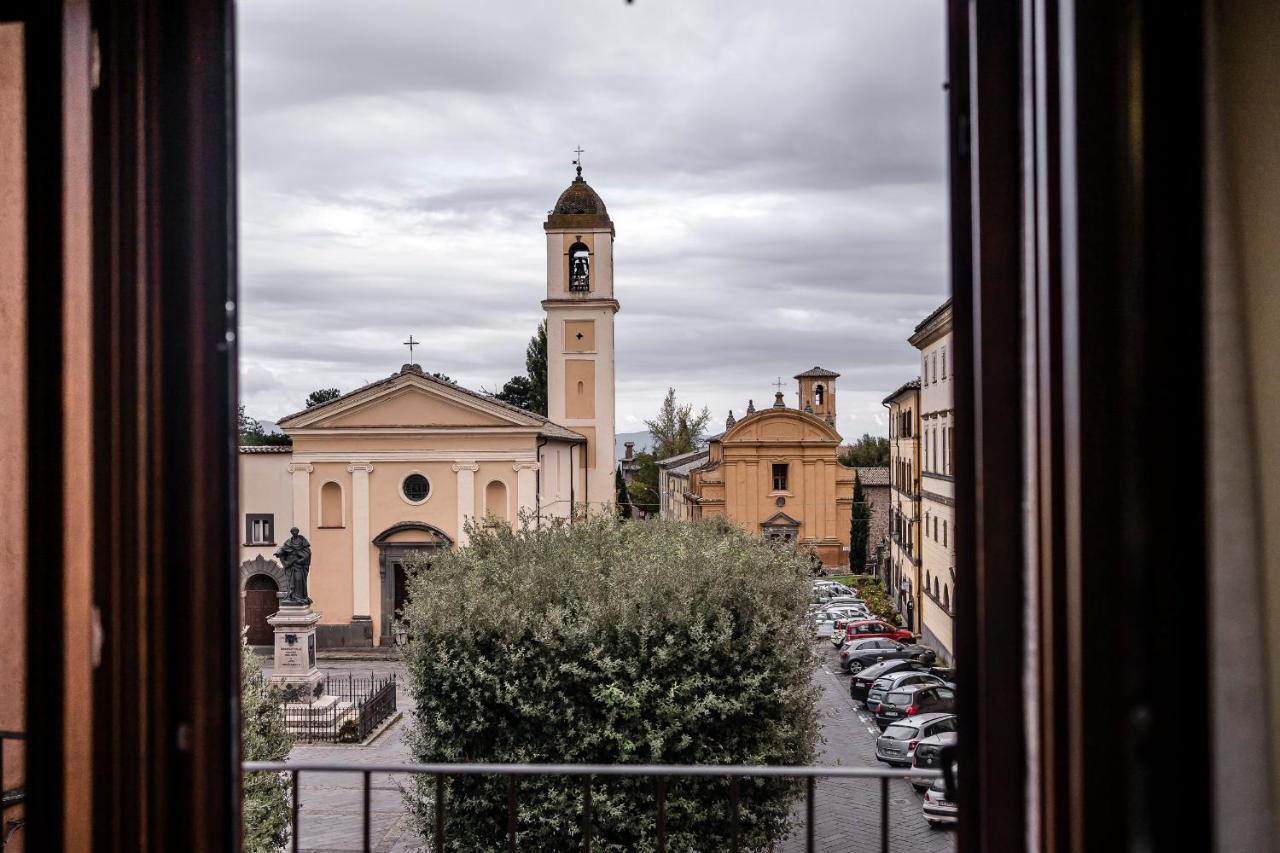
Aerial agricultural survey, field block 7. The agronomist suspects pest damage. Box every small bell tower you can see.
[543,151,619,513]
[795,366,840,426]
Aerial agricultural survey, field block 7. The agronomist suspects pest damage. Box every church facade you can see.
[686,368,874,569]
[238,168,619,647]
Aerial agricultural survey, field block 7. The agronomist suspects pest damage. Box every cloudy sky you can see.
[237,0,949,439]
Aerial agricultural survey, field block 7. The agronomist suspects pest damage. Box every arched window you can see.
[485,480,508,522]
[815,384,825,406]
[943,585,950,610]
[568,242,590,292]
[320,480,343,527]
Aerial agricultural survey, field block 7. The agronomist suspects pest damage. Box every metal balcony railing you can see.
[242,760,947,853]
[1,730,25,848]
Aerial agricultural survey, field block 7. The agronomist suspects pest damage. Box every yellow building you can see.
[883,379,922,632]
[237,167,619,648]
[909,300,954,663]
[687,368,856,568]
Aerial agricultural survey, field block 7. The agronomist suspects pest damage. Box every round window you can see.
[402,473,430,503]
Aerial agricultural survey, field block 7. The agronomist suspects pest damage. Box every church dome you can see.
[545,168,613,230]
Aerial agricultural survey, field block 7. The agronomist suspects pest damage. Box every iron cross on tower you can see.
[403,334,419,363]
[773,377,786,393]
[573,146,584,176]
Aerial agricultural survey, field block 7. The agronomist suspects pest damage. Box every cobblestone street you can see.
[278,651,955,852]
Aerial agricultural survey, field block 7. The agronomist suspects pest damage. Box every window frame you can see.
[770,462,788,493]
[245,513,275,545]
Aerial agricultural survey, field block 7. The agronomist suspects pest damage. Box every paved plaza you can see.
[277,652,955,852]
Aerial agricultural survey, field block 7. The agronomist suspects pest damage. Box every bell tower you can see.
[795,366,840,426]
[543,157,618,513]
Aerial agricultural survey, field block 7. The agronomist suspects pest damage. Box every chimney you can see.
[624,441,634,461]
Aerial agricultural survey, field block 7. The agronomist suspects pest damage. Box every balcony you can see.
[242,759,949,853]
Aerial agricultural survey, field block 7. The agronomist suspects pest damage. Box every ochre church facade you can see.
[687,368,861,568]
[238,168,619,648]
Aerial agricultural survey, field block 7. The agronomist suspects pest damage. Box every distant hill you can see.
[614,430,652,460]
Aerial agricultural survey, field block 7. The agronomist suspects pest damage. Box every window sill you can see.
[243,542,276,547]
[316,524,346,530]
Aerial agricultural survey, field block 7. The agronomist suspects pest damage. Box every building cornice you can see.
[541,297,620,314]
[921,489,955,508]
[293,450,538,464]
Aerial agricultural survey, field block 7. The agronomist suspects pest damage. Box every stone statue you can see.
[275,527,312,607]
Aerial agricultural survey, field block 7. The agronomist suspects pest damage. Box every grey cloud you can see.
[237,0,948,436]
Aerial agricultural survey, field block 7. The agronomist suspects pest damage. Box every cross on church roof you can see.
[573,145,584,177]
[773,377,786,393]
[403,334,419,363]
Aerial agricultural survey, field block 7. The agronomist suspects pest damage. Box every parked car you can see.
[922,774,959,827]
[865,670,947,715]
[824,607,875,640]
[814,580,855,596]
[873,682,957,729]
[875,713,957,767]
[836,637,898,668]
[840,619,914,645]
[850,658,935,704]
[841,641,936,674]
[813,606,864,638]
[911,731,957,789]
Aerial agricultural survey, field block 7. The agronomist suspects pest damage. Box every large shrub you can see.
[401,516,819,851]
[241,641,293,853]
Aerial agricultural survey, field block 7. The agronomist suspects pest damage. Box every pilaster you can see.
[452,461,479,546]
[288,462,313,538]
[347,462,373,619]
[514,461,540,522]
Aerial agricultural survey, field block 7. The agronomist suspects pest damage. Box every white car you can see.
[813,606,864,638]
[922,775,958,826]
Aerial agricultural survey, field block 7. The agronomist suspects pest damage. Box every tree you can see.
[849,470,872,573]
[305,387,341,408]
[645,388,711,459]
[615,466,633,520]
[492,374,533,410]
[401,516,819,850]
[240,640,293,853]
[839,433,890,467]
[525,321,548,416]
[238,404,291,447]
[626,452,661,516]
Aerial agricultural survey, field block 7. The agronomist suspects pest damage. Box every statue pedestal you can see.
[267,604,324,703]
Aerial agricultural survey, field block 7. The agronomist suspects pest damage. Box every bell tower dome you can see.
[543,156,619,513]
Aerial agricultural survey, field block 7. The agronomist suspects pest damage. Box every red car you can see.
[842,619,914,644]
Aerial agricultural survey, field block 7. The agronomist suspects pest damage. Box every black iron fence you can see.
[1,730,25,849]
[279,673,397,744]
[242,759,954,853]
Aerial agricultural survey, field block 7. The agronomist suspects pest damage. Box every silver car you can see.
[812,606,863,638]
[911,730,957,789]
[864,671,945,710]
[875,713,957,767]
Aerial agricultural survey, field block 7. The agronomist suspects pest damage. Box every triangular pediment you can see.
[761,511,801,528]
[279,373,539,431]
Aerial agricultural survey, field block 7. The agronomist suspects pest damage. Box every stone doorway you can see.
[243,574,278,645]
[373,522,452,646]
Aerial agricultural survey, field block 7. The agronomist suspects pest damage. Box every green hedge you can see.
[401,516,820,851]
[240,641,293,853]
